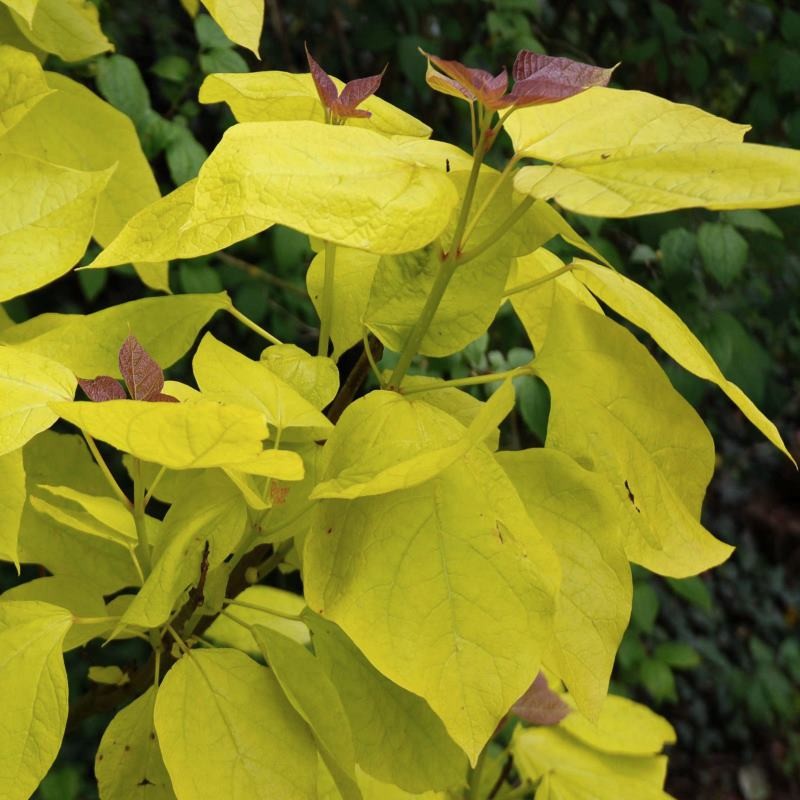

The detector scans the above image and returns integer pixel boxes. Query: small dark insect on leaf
[624,479,641,512]
[446,158,451,173]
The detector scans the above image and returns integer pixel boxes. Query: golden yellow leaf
[7,0,112,62]
[0,72,167,291]
[532,291,733,576]
[199,70,432,138]
[190,121,459,255]
[572,259,793,461]
[200,0,263,56]
[0,345,76,456]
[0,155,112,301]
[0,44,51,134]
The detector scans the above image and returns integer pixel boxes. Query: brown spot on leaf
[270,484,289,506]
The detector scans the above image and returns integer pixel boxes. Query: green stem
[143,464,166,508]
[261,505,313,541]
[362,327,383,386]
[401,367,528,395]
[494,783,532,800]
[503,263,575,297]
[468,746,489,800]
[461,153,521,248]
[492,106,517,136]
[153,646,161,689]
[131,458,152,575]
[83,433,131,509]
[317,240,337,357]
[387,254,457,388]
[165,623,192,656]
[72,615,120,625]
[469,101,477,151]
[251,539,293,583]
[222,597,302,621]
[259,427,283,511]
[389,116,492,387]
[217,252,307,298]
[458,196,535,267]
[220,608,254,632]
[227,305,283,346]
[127,546,145,585]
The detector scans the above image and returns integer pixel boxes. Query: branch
[326,334,383,423]
[217,252,307,298]
[66,543,273,730]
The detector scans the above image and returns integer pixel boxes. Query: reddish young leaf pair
[305,45,386,122]
[422,49,615,110]
[78,336,177,403]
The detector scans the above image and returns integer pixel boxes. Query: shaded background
[2,1,798,798]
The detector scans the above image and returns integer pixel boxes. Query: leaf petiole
[494,781,533,800]
[227,305,283,346]
[127,545,145,585]
[401,367,530,395]
[143,464,167,508]
[457,196,535,267]
[131,458,152,576]
[362,326,383,387]
[82,432,131,509]
[219,607,254,633]
[467,744,489,800]
[460,153,522,248]
[317,240,337,357]
[503,263,576,297]
[72,615,120,626]
[222,597,302,621]
[250,539,293,583]
[165,623,192,657]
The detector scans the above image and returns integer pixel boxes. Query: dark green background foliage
[3,1,798,798]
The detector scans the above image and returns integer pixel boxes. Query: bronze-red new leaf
[422,50,509,108]
[422,48,615,111]
[78,376,126,402]
[509,51,616,107]
[118,335,164,401]
[511,672,571,726]
[305,45,385,120]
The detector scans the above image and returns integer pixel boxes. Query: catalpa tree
[0,2,797,799]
